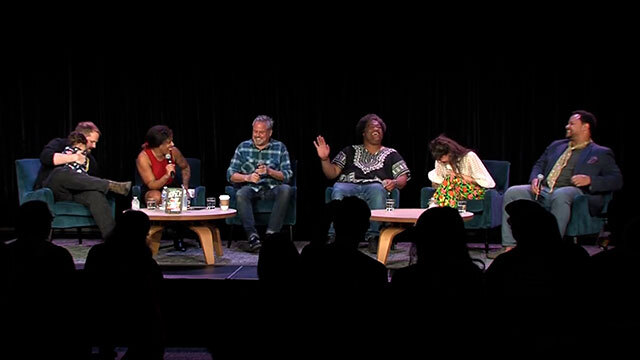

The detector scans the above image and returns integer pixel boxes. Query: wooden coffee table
[140,208,237,265]
[370,208,474,265]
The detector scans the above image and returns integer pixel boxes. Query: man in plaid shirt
[227,115,293,251]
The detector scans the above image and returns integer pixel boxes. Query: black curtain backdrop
[1,45,637,238]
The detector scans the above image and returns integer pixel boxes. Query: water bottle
[131,196,140,210]
[160,186,167,210]
[181,185,188,212]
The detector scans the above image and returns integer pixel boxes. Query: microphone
[165,153,175,178]
[535,174,544,200]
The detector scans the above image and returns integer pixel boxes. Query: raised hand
[313,135,331,160]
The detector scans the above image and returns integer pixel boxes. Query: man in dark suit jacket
[494,110,623,254]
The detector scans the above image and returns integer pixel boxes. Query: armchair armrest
[22,188,55,207]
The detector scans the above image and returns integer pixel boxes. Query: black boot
[173,238,186,252]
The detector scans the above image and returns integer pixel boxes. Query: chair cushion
[52,201,94,216]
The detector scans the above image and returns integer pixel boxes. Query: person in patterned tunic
[62,131,90,174]
[314,114,411,252]
[427,134,495,208]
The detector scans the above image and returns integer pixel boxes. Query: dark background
[1,41,636,239]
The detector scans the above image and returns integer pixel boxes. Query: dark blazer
[530,139,623,215]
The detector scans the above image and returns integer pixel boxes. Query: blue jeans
[501,184,583,246]
[330,182,387,237]
[236,184,292,239]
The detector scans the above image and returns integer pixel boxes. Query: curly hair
[356,114,386,135]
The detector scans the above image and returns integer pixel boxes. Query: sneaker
[487,246,513,259]
[247,234,262,252]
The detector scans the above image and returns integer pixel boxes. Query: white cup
[219,194,230,211]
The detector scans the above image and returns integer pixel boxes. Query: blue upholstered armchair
[565,192,613,240]
[132,157,206,208]
[15,158,116,241]
[420,160,511,252]
[225,161,297,244]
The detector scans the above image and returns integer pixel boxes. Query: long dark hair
[429,134,470,173]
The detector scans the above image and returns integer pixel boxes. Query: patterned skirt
[432,175,486,208]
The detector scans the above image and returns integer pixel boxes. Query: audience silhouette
[84,210,165,360]
[589,194,640,355]
[485,199,590,353]
[1,201,82,359]
[389,206,485,355]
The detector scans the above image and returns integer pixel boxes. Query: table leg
[147,225,164,256]
[377,226,406,265]
[189,225,217,265]
[206,225,224,257]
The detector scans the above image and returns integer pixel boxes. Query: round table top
[139,208,237,221]
[370,208,473,224]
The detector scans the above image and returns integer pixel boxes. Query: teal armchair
[421,160,511,252]
[15,158,116,241]
[132,157,206,207]
[565,192,613,240]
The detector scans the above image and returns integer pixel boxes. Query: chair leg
[77,228,83,245]
[227,225,234,248]
[289,225,294,242]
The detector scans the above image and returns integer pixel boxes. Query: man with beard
[490,110,623,258]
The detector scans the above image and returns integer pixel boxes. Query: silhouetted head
[258,232,301,282]
[334,196,371,247]
[506,199,561,248]
[108,210,151,248]
[411,206,469,262]
[16,201,53,241]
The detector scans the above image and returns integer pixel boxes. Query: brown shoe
[487,246,513,259]
[108,180,132,196]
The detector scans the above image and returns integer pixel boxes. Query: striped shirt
[226,139,293,191]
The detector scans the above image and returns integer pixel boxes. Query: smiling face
[363,119,384,146]
[565,114,589,142]
[252,121,272,149]
[158,137,174,155]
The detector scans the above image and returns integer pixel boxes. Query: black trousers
[44,167,115,238]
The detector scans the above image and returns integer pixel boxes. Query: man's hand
[313,135,331,161]
[571,174,591,187]
[382,179,397,192]
[256,164,268,177]
[530,178,541,195]
[246,173,260,183]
